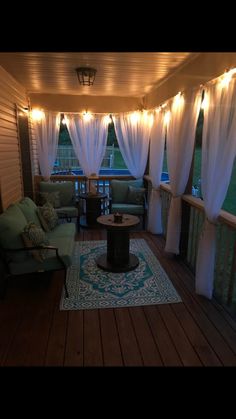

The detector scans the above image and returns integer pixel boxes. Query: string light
[201,93,209,110]
[82,111,93,122]
[31,109,45,121]
[219,68,236,89]
[164,111,171,127]
[103,114,113,125]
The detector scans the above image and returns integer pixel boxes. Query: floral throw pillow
[21,222,49,262]
[126,186,146,205]
[37,203,59,231]
[38,191,61,208]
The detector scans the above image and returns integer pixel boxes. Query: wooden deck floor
[1,228,236,367]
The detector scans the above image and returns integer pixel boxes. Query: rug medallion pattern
[60,239,181,310]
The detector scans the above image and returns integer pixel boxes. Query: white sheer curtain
[147,110,165,234]
[34,112,60,179]
[195,78,236,299]
[165,90,202,254]
[65,114,108,176]
[113,112,152,178]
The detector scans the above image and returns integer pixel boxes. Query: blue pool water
[53,168,169,182]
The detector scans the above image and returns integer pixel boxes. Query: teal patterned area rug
[60,239,182,310]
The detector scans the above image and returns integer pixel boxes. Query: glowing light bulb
[130,111,140,124]
[61,118,67,125]
[173,92,184,111]
[164,111,171,127]
[31,109,45,121]
[201,94,209,111]
[103,114,112,125]
[148,113,154,127]
[83,111,93,122]
[219,68,236,88]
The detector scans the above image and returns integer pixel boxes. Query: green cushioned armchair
[110,178,147,229]
[38,181,79,225]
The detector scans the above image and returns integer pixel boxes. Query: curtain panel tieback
[206,216,218,226]
[152,185,161,191]
[199,216,218,242]
[171,193,182,199]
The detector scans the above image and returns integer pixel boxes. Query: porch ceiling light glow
[76,67,97,86]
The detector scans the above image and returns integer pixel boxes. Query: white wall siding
[0,66,28,210]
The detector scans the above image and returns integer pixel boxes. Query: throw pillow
[126,186,146,205]
[37,203,59,231]
[21,222,49,262]
[38,191,61,208]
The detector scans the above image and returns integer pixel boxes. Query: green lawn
[193,147,236,215]
[162,147,236,216]
[113,147,127,169]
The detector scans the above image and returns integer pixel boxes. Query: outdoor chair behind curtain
[34,111,61,179]
[65,114,109,177]
[195,76,236,299]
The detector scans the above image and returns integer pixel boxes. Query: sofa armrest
[1,245,67,270]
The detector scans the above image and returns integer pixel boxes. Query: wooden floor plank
[115,308,143,366]
[44,272,68,366]
[100,308,123,366]
[3,275,54,366]
[157,305,202,366]
[24,274,61,366]
[171,303,222,366]
[84,309,103,366]
[64,311,84,366]
[2,230,236,367]
[0,290,26,365]
[147,233,236,366]
[129,306,163,366]
[144,305,183,366]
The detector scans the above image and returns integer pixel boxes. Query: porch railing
[160,182,236,313]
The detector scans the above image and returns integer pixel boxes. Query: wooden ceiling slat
[0,52,194,97]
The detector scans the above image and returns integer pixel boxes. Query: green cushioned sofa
[0,197,76,298]
[110,178,147,229]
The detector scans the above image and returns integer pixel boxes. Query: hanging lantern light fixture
[76,67,97,86]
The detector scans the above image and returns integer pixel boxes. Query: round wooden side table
[78,192,107,228]
[96,213,140,272]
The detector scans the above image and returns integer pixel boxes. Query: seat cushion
[111,179,144,203]
[9,236,75,275]
[111,203,144,215]
[55,206,78,218]
[39,181,75,206]
[45,222,76,240]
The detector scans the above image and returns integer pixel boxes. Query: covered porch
[1,52,236,366]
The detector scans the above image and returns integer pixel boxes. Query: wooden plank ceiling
[0,52,197,97]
